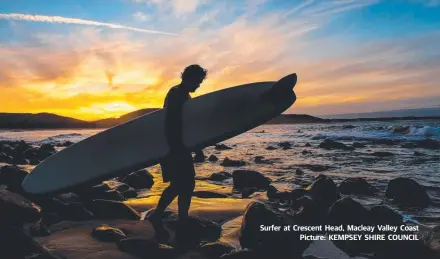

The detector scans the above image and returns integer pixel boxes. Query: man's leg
[177,174,195,222]
[151,182,178,219]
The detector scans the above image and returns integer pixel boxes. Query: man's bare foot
[148,213,170,243]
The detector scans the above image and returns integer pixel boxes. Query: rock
[338,177,377,195]
[1,144,14,156]
[62,141,73,147]
[0,152,13,163]
[373,139,399,146]
[193,191,228,198]
[401,142,418,148]
[352,142,366,148]
[417,139,440,149]
[199,242,234,258]
[267,185,306,200]
[83,199,141,220]
[29,158,41,165]
[119,169,154,189]
[92,224,127,242]
[39,144,55,152]
[414,151,425,156]
[239,201,312,257]
[209,171,232,181]
[0,165,28,193]
[120,187,138,199]
[306,175,340,208]
[301,164,331,172]
[342,125,356,129]
[54,201,95,221]
[326,197,371,255]
[95,190,126,201]
[215,143,232,150]
[265,145,277,150]
[319,139,353,150]
[11,155,28,165]
[14,141,32,153]
[35,149,53,161]
[295,169,304,175]
[232,170,271,190]
[0,226,51,258]
[254,156,273,164]
[301,150,311,155]
[208,154,219,162]
[221,157,246,167]
[277,141,292,150]
[0,189,41,224]
[241,187,257,198]
[29,222,51,237]
[117,238,175,258]
[385,177,431,207]
[220,249,256,259]
[194,150,205,163]
[304,142,312,147]
[373,151,394,157]
[22,148,38,159]
[425,226,440,256]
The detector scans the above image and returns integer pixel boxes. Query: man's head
[181,64,207,92]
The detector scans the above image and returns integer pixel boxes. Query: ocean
[1,120,440,225]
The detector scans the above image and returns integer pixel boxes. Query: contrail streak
[0,13,178,36]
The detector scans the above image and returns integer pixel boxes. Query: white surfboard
[22,74,297,195]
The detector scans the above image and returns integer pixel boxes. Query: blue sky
[0,0,440,119]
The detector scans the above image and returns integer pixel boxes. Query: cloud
[133,11,150,21]
[133,0,203,15]
[0,13,177,35]
[1,0,440,119]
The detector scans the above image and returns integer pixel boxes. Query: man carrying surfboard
[149,64,207,245]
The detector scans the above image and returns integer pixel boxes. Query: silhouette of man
[149,64,207,243]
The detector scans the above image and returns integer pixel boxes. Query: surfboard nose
[263,73,297,104]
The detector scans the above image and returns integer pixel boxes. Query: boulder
[306,175,340,208]
[0,189,41,224]
[239,201,312,257]
[342,125,356,129]
[0,144,14,156]
[401,142,418,148]
[208,154,219,162]
[0,226,50,258]
[254,156,273,164]
[304,143,312,147]
[199,242,234,258]
[209,171,232,181]
[326,197,371,256]
[232,170,271,190]
[277,141,292,150]
[373,151,394,157]
[11,155,28,165]
[301,150,312,155]
[193,191,228,198]
[39,144,55,153]
[92,224,127,242]
[393,126,410,133]
[14,141,32,153]
[385,177,431,207]
[373,139,399,146]
[352,142,366,148]
[119,169,154,189]
[295,169,304,175]
[83,199,141,220]
[338,178,377,195]
[267,185,306,201]
[0,165,28,193]
[35,149,53,161]
[417,139,440,149]
[117,238,175,258]
[319,139,353,150]
[215,143,232,150]
[241,187,257,198]
[265,145,277,150]
[414,151,425,156]
[29,222,51,237]
[0,152,13,163]
[62,141,73,147]
[221,157,246,167]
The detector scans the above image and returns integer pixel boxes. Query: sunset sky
[1,0,440,120]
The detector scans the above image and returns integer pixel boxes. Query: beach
[1,120,440,258]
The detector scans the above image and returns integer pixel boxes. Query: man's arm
[164,89,186,152]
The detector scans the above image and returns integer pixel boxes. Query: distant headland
[0,109,439,129]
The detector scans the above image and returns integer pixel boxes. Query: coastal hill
[0,110,325,129]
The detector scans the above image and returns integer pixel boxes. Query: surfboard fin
[263,73,297,105]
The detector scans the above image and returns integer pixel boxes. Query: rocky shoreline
[1,140,440,258]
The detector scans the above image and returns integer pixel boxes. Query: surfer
[149,64,208,245]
